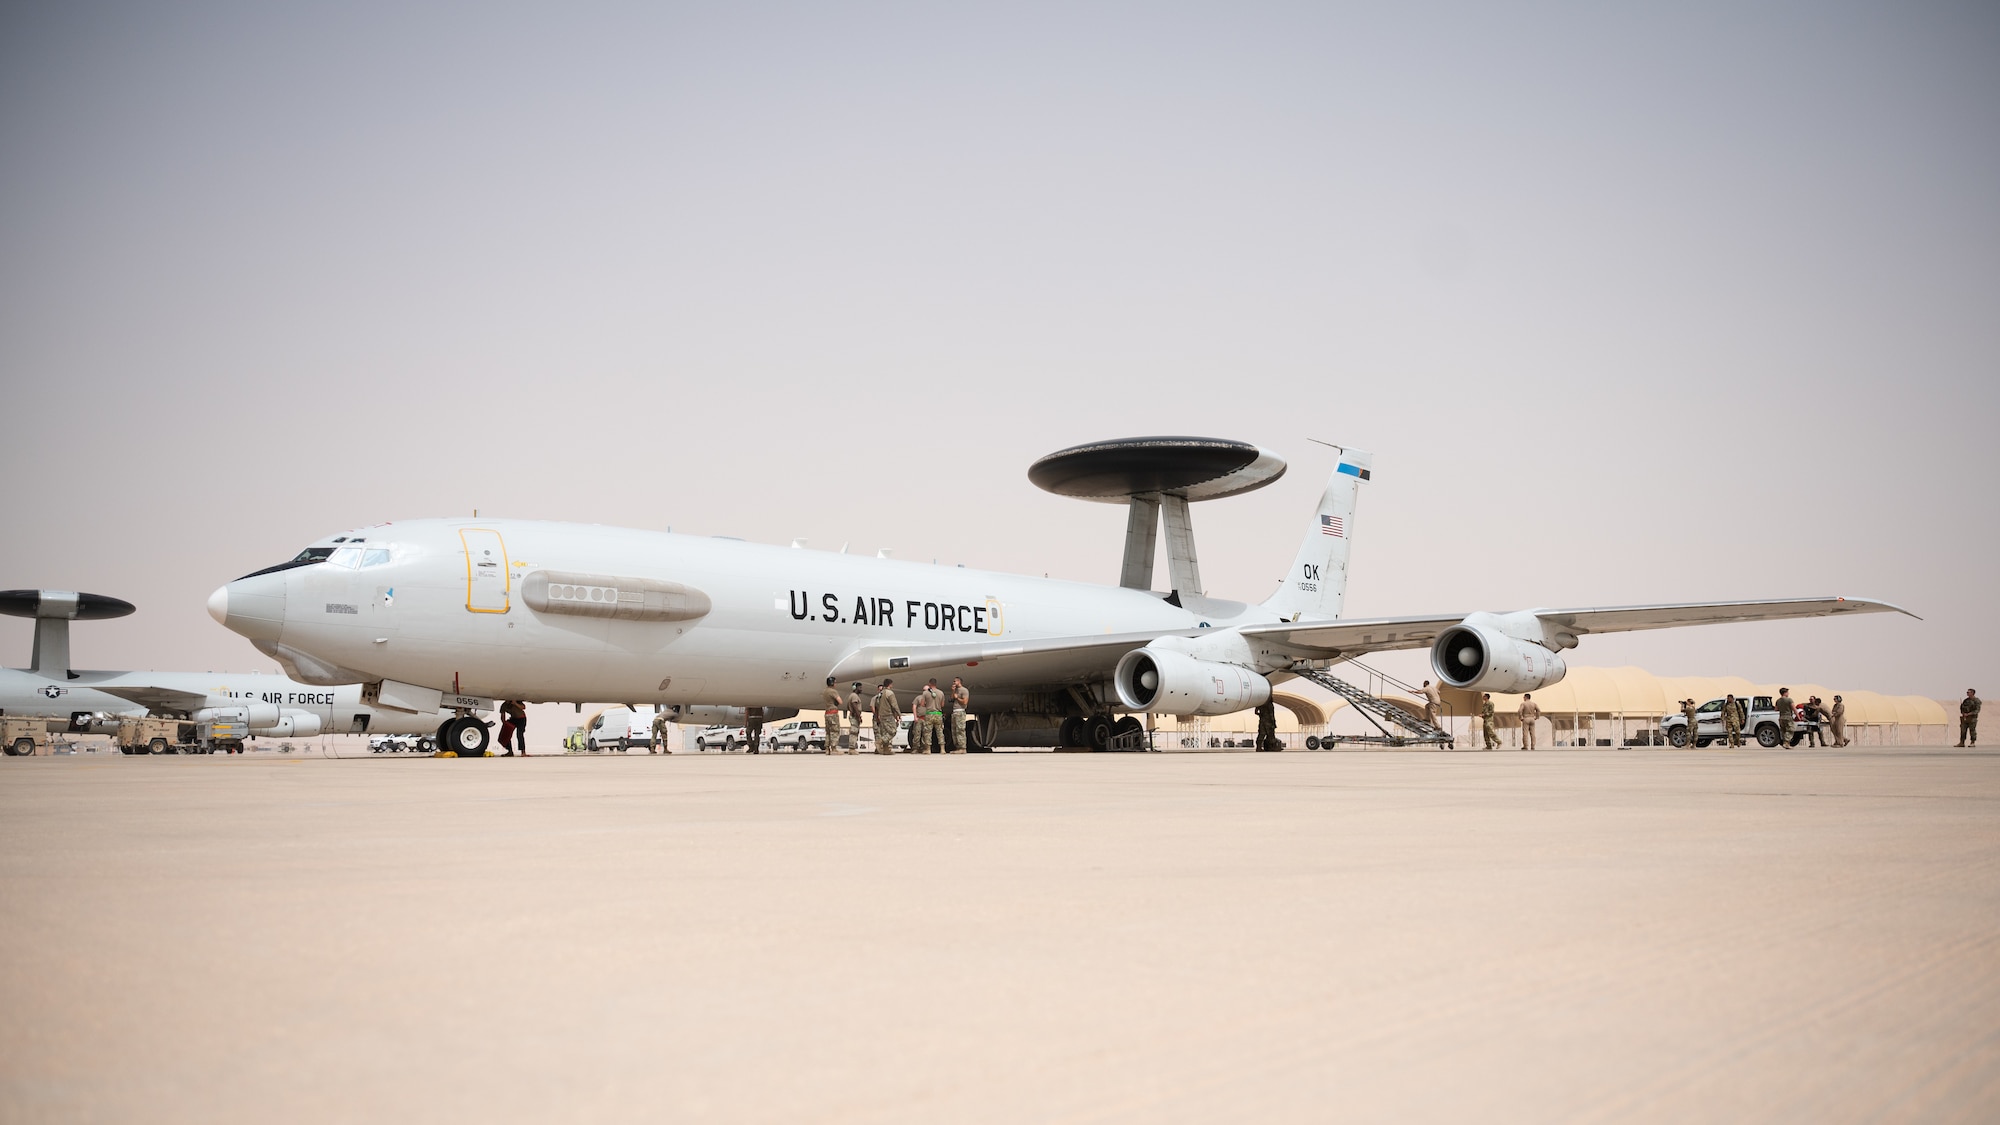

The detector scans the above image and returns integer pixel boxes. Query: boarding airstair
[1288,660,1455,748]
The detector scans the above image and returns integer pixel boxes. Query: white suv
[1659,696,1784,748]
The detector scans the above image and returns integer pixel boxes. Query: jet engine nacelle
[258,710,323,738]
[666,705,799,726]
[1431,618,1568,694]
[196,703,281,726]
[1113,645,1272,716]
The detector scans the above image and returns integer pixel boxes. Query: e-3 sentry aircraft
[0,588,462,755]
[204,437,1911,755]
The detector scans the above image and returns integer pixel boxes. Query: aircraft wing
[827,597,1914,691]
[83,683,212,715]
[1241,596,1916,656]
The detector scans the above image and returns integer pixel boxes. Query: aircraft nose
[211,573,288,643]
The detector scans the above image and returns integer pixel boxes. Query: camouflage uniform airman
[1960,690,1981,747]
[949,678,970,753]
[650,708,672,754]
[822,678,848,754]
[1776,689,1795,747]
[1723,695,1744,747]
[1481,695,1499,750]
[915,682,944,753]
[872,681,899,754]
[1680,699,1699,746]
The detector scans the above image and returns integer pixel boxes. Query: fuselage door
[460,529,511,614]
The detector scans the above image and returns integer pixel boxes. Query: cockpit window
[361,549,392,568]
[235,546,336,581]
[328,546,364,568]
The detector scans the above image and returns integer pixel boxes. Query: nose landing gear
[435,716,492,757]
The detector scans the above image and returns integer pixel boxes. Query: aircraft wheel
[436,719,455,749]
[1668,727,1689,748]
[446,719,491,756]
[1086,716,1113,751]
[8,737,35,757]
[1058,716,1084,748]
[1305,735,1322,750]
[1755,724,1780,748]
[1111,716,1144,750]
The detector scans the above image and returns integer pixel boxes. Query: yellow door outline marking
[460,528,511,614]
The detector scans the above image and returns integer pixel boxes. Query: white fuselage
[0,667,453,737]
[218,519,1283,709]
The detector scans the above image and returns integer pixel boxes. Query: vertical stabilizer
[1262,449,1372,621]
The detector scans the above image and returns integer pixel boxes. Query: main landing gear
[435,716,492,757]
[1056,713,1146,751]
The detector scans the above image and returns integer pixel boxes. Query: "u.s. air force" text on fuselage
[787,591,1004,635]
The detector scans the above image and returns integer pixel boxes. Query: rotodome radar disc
[0,590,137,620]
[1027,436,1287,503]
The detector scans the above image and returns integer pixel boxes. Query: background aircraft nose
[212,573,287,643]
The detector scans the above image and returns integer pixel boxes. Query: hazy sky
[3,1,1994,700]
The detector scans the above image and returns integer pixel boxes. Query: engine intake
[1431,622,1567,694]
[1114,646,1271,716]
[667,705,799,726]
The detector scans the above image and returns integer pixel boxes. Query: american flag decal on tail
[1321,514,1344,538]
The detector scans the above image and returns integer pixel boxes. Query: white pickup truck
[694,724,747,751]
[766,719,826,752]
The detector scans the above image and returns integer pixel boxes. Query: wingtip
[1842,596,1921,622]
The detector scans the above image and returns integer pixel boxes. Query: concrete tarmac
[3,748,1996,1123]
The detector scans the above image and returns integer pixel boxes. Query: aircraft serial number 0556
[786,591,1003,635]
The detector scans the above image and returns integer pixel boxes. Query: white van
[585,706,661,753]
